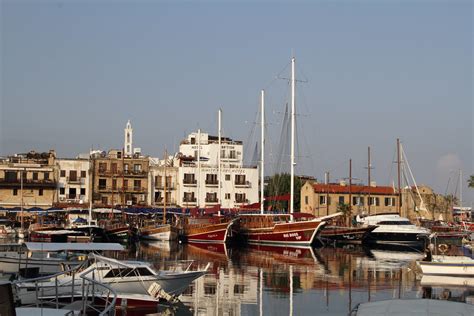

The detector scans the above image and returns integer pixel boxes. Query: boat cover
[356,299,474,316]
[23,242,124,252]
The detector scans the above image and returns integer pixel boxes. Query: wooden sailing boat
[239,57,328,246]
[139,150,178,241]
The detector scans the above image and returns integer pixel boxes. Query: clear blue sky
[1,0,472,204]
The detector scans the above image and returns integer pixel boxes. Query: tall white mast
[88,152,92,226]
[197,129,201,208]
[459,169,462,208]
[218,109,222,216]
[290,56,296,219]
[260,90,265,215]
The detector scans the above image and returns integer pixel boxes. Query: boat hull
[243,220,326,246]
[184,220,234,243]
[364,232,428,248]
[418,258,474,276]
[139,224,178,241]
[321,225,376,243]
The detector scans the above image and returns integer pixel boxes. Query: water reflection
[121,242,473,315]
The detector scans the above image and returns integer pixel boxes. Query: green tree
[469,175,474,188]
[264,173,302,211]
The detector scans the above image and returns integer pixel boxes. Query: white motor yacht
[357,213,430,248]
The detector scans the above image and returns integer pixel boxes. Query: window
[234,284,245,294]
[81,170,86,178]
[112,179,117,190]
[99,179,107,190]
[205,174,218,185]
[206,192,217,202]
[339,196,345,205]
[183,192,195,202]
[190,137,195,144]
[305,196,308,204]
[69,188,76,198]
[13,189,18,196]
[225,193,230,200]
[99,163,107,173]
[352,197,364,206]
[111,163,118,173]
[117,151,122,159]
[385,197,396,207]
[183,173,195,184]
[133,180,141,190]
[123,180,128,189]
[127,133,130,143]
[221,149,226,158]
[38,189,43,196]
[369,197,380,206]
[229,150,236,159]
[133,164,141,172]
[60,170,66,177]
[22,171,27,180]
[101,197,108,204]
[69,170,77,181]
[235,174,246,185]
[60,187,65,195]
[124,164,129,173]
[44,172,49,180]
[225,174,230,181]
[235,193,246,203]
[33,172,38,180]
[80,188,86,196]
[319,195,327,205]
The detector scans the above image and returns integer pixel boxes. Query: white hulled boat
[417,255,474,276]
[357,213,430,248]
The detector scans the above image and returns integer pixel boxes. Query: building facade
[300,181,400,217]
[91,149,149,207]
[177,131,258,209]
[57,158,90,205]
[0,151,58,209]
[149,156,180,207]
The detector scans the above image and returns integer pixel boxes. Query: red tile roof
[312,183,395,195]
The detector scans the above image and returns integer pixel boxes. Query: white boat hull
[418,256,474,276]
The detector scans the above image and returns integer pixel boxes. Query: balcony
[183,197,197,205]
[205,198,219,205]
[97,186,147,193]
[155,198,177,206]
[155,183,176,190]
[205,180,218,187]
[235,180,251,188]
[66,176,85,184]
[0,178,57,188]
[234,199,249,204]
[183,179,197,187]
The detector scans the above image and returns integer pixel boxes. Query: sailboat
[139,151,178,241]
[239,57,329,246]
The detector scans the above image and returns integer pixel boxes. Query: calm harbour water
[113,242,473,316]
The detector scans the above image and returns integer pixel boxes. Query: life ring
[438,243,449,253]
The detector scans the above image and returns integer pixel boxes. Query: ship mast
[290,56,296,221]
[260,90,265,215]
[218,109,222,217]
[163,149,167,225]
[197,129,201,209]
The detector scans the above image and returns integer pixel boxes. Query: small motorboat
[417,254,474,276]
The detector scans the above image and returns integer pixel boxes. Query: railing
[98,186,147,193]
[205,180,218,187]
[13,260,117,315]
[205,198,219,204]
[183,179,197,186]
[235,180,251,188]
[183,198,197,203]
[234,199,249,204]
[98,169,147,177]
[0,178,57,187]
[66,176,85,184]
[155,183,176,190]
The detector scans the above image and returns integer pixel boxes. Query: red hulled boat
[180,216,236,243]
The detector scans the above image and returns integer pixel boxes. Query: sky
[1,0,473,204]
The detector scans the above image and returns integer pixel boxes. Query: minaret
[124,120,133,156]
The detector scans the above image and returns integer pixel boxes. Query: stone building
[0,150,58,209]
[91,149,149,207]
[300,181,400,217]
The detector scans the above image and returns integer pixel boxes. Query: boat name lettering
[283,232,299,238]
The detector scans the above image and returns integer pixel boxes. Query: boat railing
[13,258,117,315]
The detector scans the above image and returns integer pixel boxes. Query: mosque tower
[124,120,133,156]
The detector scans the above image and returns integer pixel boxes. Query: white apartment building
[149,156,180,207]
[177,131,258,209]
[57,158,90,205]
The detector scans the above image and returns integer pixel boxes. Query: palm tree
[468,175,474,188]
[337,203,352,226]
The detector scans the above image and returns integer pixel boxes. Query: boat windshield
[377,221,413,225]
[103,267,154,278]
